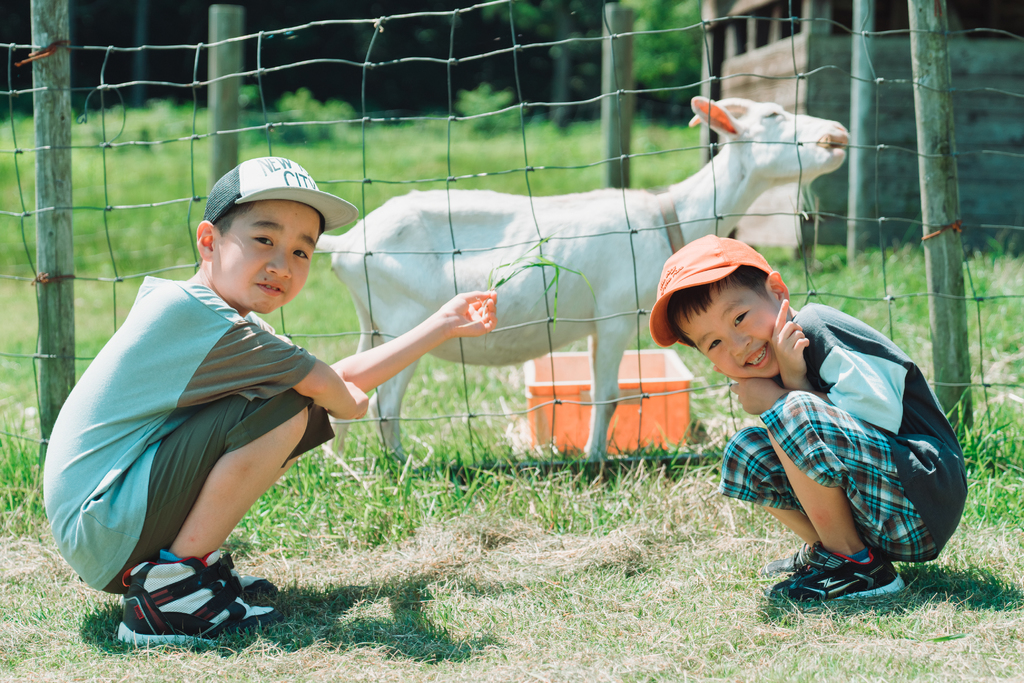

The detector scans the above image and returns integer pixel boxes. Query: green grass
[2,102,1024,680]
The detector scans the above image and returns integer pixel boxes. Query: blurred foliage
[273,87,359,143]
[1,0,704,122]
[623,0,703,104]
[455,83,518,133]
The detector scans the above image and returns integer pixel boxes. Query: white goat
[318,97,848,460]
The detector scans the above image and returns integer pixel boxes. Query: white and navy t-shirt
[43,277,317,590]
[795,303,967,552]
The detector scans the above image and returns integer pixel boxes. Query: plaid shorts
[720,391,937,562]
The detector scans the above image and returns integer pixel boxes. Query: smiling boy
[649,235,966,600]
[43,157,497,644]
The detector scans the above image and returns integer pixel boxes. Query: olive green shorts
[102,390,333,594]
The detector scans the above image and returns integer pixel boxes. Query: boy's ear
[196,220,217,261]
[765,271,789,302]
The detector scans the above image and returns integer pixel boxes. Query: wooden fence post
[846,0,875,265]
[601,3,634,189]
[208,4,245,190]
[906,0,972,426]
[31,0,75,456]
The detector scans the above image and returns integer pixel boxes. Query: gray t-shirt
[43,277,317,589]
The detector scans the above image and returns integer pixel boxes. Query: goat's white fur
[318,97,848,460]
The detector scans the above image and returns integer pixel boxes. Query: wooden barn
[699,0,1024,252]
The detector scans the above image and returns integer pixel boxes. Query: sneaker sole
[834,573,906,600]
[767,573,906,601]
[116,610,283,646]
[117,622,213,646]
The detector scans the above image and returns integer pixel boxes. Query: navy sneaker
[767,543,905,601]
[118,550,282,645]
[760,543,812,577]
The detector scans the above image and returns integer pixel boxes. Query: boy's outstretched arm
[293,291,495,420]
[334,290,497,394]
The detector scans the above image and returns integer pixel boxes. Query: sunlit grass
[2,101,1024,679]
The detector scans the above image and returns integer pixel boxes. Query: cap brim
[649,263,740,347]
[239,187,359,231]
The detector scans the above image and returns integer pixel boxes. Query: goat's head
[689,97,848,183]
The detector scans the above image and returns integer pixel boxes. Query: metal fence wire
[1,0,1022,459]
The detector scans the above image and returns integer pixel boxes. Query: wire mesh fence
[1,0,1022,463]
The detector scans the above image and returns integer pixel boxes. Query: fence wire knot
[15,40,69,68]
[32,272,75,286]
[921,218,962,241]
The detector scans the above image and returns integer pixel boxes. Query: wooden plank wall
[718,34,1024,251]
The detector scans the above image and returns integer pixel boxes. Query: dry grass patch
[3,495,1023,682]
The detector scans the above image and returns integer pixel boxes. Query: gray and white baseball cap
[205,157,358,233]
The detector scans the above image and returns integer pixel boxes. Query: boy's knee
[774,389,831,421]
[779,390,825,416]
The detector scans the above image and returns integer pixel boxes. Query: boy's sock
[848,547,870,562]
[158,548,182,563]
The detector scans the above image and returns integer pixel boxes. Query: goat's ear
[688,97,741,137]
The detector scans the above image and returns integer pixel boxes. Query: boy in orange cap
[649,235,966,600]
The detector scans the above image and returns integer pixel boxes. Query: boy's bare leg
[766,508,819,547]
[767,433,866,557]
[168,409,307,559]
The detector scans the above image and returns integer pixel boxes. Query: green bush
[455,83,518,134]
[272,87,359,144]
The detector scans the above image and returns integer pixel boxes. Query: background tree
[1,0,700,122]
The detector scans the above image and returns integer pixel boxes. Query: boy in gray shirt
[44,157,497,644]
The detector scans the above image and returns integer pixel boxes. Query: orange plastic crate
[524,350,694,453]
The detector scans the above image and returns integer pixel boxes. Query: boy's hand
[730,377,787,415]
[772,299,810,391]
[438,290,498,339]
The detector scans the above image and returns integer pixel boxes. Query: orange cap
[649,235,772,347]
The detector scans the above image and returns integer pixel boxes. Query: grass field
[2,102,1024,681]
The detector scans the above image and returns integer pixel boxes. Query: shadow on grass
[900,563,1024,610]
[78,576,503,662]
[756,562,1023,625]
[271,579,500,662]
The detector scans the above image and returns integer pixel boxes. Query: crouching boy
[648,235,966,600]
[43,157,497,643]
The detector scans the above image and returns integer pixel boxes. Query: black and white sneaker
[767,543,905,601]
[117,550,282,645]
[220,553,279,599]
[236,572,278,599]
[118,554,277,605]
[760,543,812,577]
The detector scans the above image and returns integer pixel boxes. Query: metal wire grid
[0,0,1021,450]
